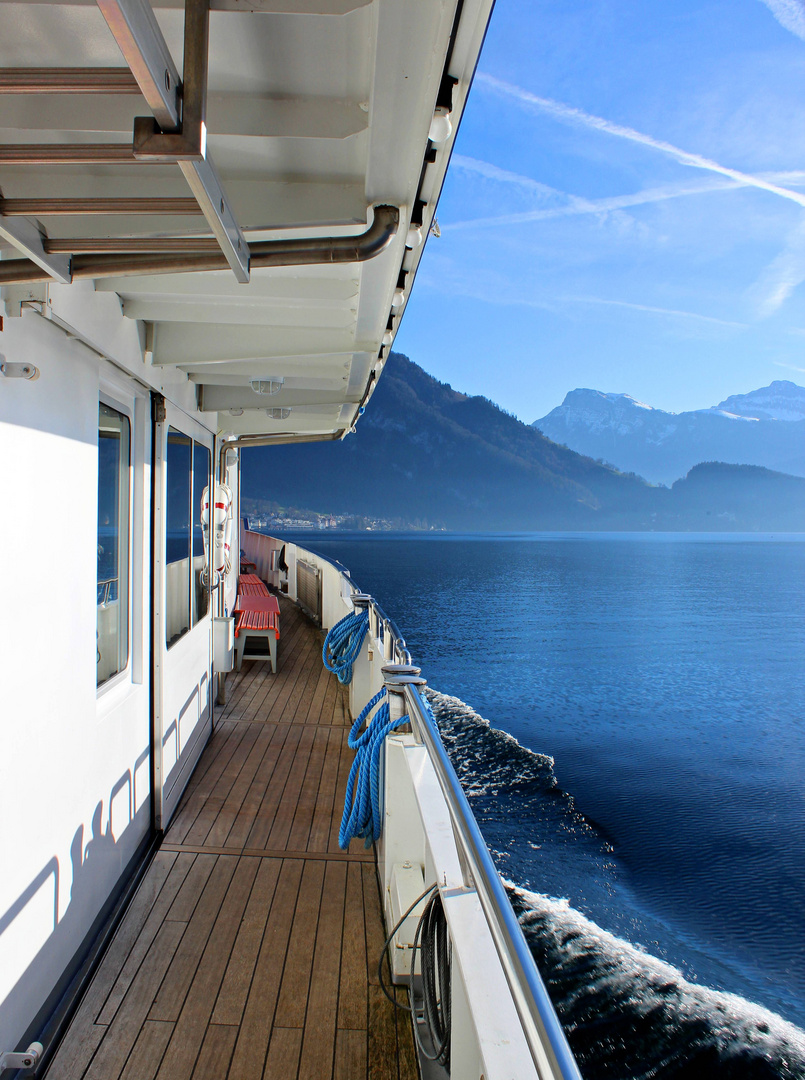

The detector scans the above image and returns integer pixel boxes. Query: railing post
[381,663,425,727]
[379,663,427,902]
[348,594,373,717]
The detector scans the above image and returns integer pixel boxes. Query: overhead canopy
[0,0,493,438]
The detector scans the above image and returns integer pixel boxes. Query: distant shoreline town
[242,503,444,533]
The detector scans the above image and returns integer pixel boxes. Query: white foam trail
[759,0,805,40]
[476,73,805,210]
[510,883,805,1068]
[425,688,556,795]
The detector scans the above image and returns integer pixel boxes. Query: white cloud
[758,0,805,40]
[746,220,805,316]
[476,73,805,210]
[416,260,746,331]
[774,360,805,371]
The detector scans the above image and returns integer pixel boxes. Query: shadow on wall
[0,747,150,1050]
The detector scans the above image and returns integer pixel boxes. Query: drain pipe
[0,205,399,284]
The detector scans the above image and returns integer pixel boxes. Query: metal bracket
[1,283,48,317]
[128,0,250,282]
[96,0,182,129]
[0,1042,43,1072]
[0,214,71,284]
[0,358,40,380]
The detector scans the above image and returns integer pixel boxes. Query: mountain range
[533,381,805,485]
[241,354,805,531]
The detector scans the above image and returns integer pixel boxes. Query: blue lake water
[275,532,805,1077]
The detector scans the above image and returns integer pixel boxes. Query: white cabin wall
[0,306,153,1050]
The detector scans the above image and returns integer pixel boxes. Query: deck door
[153,402,214,828]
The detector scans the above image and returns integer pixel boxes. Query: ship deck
[47,595,417,1080]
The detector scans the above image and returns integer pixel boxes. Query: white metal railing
[239,529,580,1080]
[402,684,581,1080]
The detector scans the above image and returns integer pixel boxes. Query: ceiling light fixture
[428,106,452,144]
[266,407,291,420]
[382,330,393,347]
[406,224,423,249]
[250,378,284,395]
[392,289,405,309]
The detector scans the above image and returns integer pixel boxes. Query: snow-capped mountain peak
[715,380,805,422]
[532,381,805,484]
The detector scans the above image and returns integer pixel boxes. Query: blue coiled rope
[339,688,410,849]
[322,607,370,685]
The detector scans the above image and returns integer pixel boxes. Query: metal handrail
[270,537,578,1077]
[403,683,582,1080]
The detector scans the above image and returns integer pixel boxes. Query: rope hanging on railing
[322,607,370,685]
[339,688,410,849]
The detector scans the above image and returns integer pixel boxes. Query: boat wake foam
[425,688,557,795]
[425,688,805,1079]
[510,886,805,1079]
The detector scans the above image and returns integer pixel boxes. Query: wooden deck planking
[330,727,359,853]
[48,594,416,1080]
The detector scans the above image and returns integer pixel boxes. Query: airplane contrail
[568,296,748,329]
[444,178,743,231]
[476,73,805,210]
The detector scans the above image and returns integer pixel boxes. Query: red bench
[238,573,266,590]
[238,581,269,598]
[233,592,280,673]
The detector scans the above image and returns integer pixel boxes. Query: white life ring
[201,482,233,581]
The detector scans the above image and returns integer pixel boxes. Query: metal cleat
[0,1042,43,1072]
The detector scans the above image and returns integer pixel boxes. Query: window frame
[164,422,213,652]
[96,391,133,693]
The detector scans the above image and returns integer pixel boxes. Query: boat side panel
[0,311,153,1051]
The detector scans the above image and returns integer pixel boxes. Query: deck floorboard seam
[47,593,414,1080]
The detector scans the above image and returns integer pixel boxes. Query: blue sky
[394,0,805,421]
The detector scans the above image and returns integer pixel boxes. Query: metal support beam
[0,0,372,11]
[0,144,136,164]
[45,236,218,252]
[0,68,140,93]
[97,0,182,129]
[0,198,201,215]
[133,0,251,282]
[0,215,71,283]
[177,156,250,281]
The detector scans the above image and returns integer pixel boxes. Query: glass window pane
[192,442,211,624]
[97,403,130,686]
[166,428,191,648]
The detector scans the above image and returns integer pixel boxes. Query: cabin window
[166,429,212,648]
[192,443,211,623]
[97,402,130,686]
[166,428,192,647]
